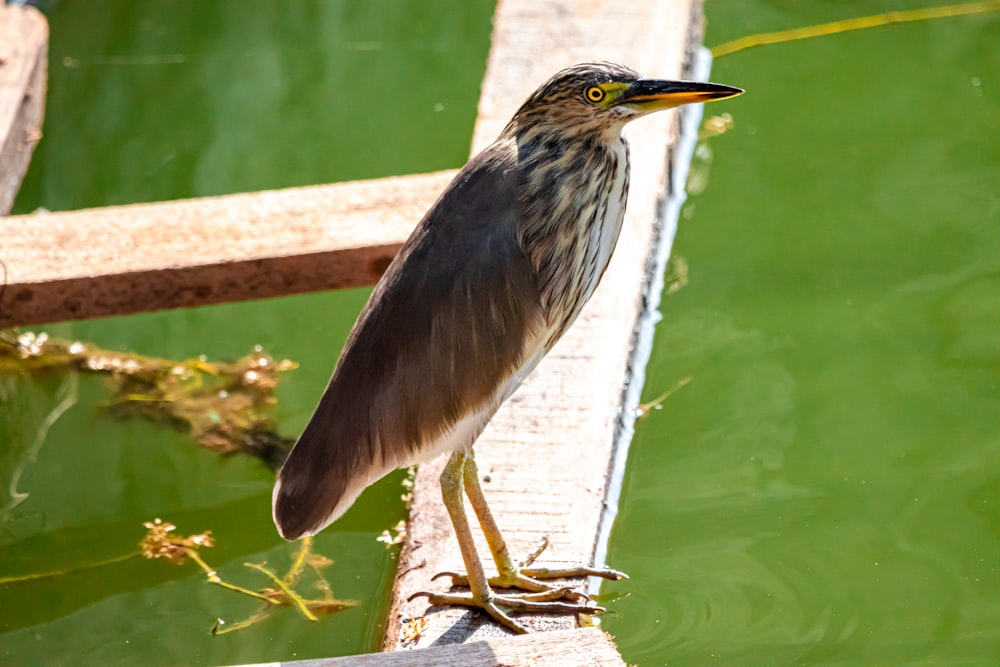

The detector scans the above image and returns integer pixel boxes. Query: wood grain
[0,170,455,326]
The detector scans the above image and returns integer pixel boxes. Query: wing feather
[273,147,545,539]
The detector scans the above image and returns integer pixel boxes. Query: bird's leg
[460,450,553,593]
[460,450,627,591]
[412,450,614,634]
[415,450,528,633]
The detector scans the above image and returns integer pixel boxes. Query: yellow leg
[428,450,529,633]
[412,449,627,634]
[438,451,491,600]
[463,451,625,592]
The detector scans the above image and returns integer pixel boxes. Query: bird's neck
[504,125,631,345]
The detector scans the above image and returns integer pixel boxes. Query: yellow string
[0,552,139,586]
[712,0,1000,58]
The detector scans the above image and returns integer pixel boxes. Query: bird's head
[507,61,743,138]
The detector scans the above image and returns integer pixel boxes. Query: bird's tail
[271,401,393,540]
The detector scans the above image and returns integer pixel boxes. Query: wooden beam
[0,4,47,215]
[383,0,703,649]
[0,170,455,327]
[231,627,624,667]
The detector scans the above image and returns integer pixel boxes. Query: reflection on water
[604,2,1000,664]
[0,372,78,519]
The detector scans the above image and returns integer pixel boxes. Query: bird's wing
[273,147,546,539]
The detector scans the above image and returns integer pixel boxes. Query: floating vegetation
[400,465,416,506]
[398,615,428,647]
[698,113,735,141]
[376,519,407,549]
[662,255,689,298]
[636,376,692,419]
[0,329,297,469]
[140,518,355,634]
[0,332,354,634]
[140,517,216,565]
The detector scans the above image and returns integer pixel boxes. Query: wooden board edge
[0,5,48,215]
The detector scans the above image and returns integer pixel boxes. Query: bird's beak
[619,79,744,111]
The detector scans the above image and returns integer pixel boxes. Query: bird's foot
[409,587,607,635]
[415,538,627,632]
[435,564,626,600]
[435,536,628,597]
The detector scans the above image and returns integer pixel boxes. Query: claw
[490,594,607,615]
[414,589,607,635]
[520,565,629,581]
[407,590,433,604]
[410,590,529,634]
[433,563,625,595]
[519,536,550,568]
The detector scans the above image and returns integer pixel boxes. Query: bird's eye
[585,86,606,103]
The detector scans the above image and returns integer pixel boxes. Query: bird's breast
[518,136,631,349]
[584,139,630,302]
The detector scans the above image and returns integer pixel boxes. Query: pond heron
[273,62,742,633]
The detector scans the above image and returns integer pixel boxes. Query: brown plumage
[274,146,545,539]
[273,62,741,632]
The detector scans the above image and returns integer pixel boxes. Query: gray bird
[273,61,742,633]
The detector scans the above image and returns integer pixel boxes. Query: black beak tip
[699,82,745,100]
[723,84,745,96]
[625,78,745,103]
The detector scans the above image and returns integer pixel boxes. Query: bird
[273,61,742,633]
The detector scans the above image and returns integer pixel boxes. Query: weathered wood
[0,170,455,327]
[234,627,624,667]
[0,4,47,215]
[383,0,703,650]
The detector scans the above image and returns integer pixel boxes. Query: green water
[3,1,999,665]
[1,1,493,664]
[603,1,1000,664]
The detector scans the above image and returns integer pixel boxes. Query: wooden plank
[231,627,624,667]
[0,4,47,215]
[383,0,704,650]
[0,170,455,327]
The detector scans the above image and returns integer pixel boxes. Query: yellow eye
[585,86,606,103]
